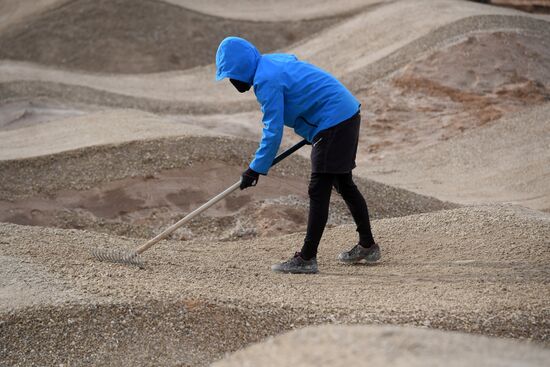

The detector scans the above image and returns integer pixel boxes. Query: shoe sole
[338,251,381,265]
[271,267,318,274]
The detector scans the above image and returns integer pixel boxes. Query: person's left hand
[240,167,260,190]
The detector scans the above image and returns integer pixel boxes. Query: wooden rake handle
[135,139,308,254]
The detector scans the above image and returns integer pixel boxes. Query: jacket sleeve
[249,84,284,175]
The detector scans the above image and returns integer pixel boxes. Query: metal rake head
[91,248,144,268]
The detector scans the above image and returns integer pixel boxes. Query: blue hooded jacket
[216,37,360,174]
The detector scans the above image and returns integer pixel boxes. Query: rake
[91,139,308,267]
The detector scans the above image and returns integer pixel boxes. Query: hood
[215,37,261,84]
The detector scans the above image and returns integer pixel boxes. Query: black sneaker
[271,252,318,274]
[338,243,381,264]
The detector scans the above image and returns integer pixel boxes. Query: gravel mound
[0,0,339,73]
[342,14,550,90]
[213,324,550,367]
[3,4,548,116]
[358,31,550,161]
[364,103,550,212]
[0,135,456,240]
[1,300,298,367]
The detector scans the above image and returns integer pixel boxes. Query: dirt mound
[1,300,297,366]
[0,0,339,74]
[0,135,456,240]
[364,103,550,212]
[358,31,550,161]
[2,5,548,117]
[214,324,550,367]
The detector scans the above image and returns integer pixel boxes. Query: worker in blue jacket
[216,37,380,273]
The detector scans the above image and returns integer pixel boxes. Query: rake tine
[91,248,144,268]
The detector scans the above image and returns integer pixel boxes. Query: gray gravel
[1,204,549,366]
[1,2,549,366]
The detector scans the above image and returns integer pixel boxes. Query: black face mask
[230,78,252,93]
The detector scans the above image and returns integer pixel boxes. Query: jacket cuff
[249,162,268,175]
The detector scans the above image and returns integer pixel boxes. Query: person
[215,36,380,274]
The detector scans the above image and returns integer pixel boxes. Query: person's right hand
[240,167,260,190]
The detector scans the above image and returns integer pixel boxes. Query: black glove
[240,167,259,190]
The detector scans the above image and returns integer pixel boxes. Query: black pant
[300,172,375,260]
[311,112,360,174]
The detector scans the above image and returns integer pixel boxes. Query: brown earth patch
[0,136,457,240]
[0,162,310,240]
[357,31,550,162]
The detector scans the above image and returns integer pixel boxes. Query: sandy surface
[0,100,93,130]
[0,109,215,160]
[0,0,69,33]
[213,324,550,367]
[1,1,550,366]
[164,0,390,21]
[2,1,548,109]
[1,204,548,365]
[0,255,93,310]
[363,103,550,211]
[358,31,550,161]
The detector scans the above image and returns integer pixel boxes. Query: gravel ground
[1,2,549,366]
[1,204,548,365]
